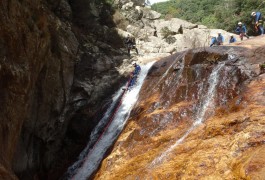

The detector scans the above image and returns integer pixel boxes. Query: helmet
[218,32,221,34]
[251,12,256,16]
[132,61,136,65]
[238,22,242,25]
[230,34,234,37]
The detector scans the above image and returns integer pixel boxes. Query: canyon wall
[0,0,135,179]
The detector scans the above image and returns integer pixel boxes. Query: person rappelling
[124,62,141,91]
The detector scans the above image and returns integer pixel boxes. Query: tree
[151,0,265,35]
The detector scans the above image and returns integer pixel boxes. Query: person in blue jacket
[217,32,224,45]
[235,22,249,40]
[229,35,236,44]
[251,11,264,35]
[133,62,141,76]
[128,62,141,89]
[210,36,217,47]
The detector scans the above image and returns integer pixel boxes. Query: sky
[148,0,169,5]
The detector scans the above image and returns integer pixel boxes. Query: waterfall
[63,89,124,179]
[65,62,154,180]
[150,62,225,167]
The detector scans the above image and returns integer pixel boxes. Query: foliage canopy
[151,0,265,35]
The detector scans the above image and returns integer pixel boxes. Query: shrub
[161,27,176,39]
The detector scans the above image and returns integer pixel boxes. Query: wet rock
[95,38,265,179]
[250,64,261,75]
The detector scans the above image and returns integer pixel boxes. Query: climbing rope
[70,76,132,180]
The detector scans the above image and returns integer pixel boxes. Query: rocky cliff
[114,1,236,62]
[0,0,249,179]
[95,37,265,179]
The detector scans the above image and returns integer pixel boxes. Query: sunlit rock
[143,9,161,20]
[94,37,265,179]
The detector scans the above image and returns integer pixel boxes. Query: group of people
[210,32,225,47]
[210,11,264,47]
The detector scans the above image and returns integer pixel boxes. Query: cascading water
[150,62,225,167]
[64,62,154,180]
[63,89,124,179]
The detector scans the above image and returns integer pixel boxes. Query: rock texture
[0,0,259,179]
[0,1,78,179]
[0,0,132,179]
[114,1,237,59]
[94,36,265,179]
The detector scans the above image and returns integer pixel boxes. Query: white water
[150,62,225,167]
[68,62,154,180]
[64,89,124,179]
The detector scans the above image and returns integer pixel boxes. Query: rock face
[0,0,262,179]
[94,37,265,179]
[137,18,236,54]
[0,0,130,179]
[115,2,236,60]
[0,0,78,179]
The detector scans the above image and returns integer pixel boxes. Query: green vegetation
[161,27,177,43]
[152,0,265,35]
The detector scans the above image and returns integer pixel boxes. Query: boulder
[153,18,198,38]
[115,27,132,38]
[143,9,161,20]
[122,2,134,10]
[198,24,208,29]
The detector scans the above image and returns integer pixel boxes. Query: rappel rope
[70,76,132,180]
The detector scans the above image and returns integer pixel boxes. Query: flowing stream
[65,62,154,180]
[150,62,225,167]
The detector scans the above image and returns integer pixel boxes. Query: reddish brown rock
[95,37,265,179]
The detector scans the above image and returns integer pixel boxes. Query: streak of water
[151,57,184,93]
[150,62,225,167]
[66,62,154,180]
[63,89,123,179]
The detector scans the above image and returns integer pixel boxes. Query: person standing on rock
[235,22,249,40]
[251,11,264,35]
[229,35,236,44]
[125,34,139,57]
[153,27,157,37]
[216,32,224,45]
